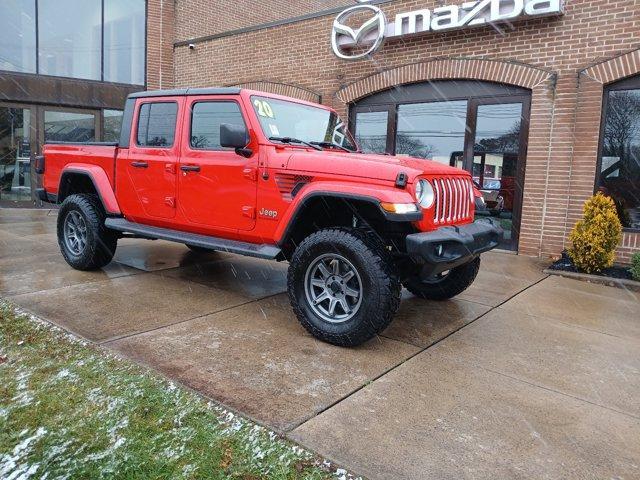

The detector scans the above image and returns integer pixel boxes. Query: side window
[190,101,245,150]
[136,102,178,147]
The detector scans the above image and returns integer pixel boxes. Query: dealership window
[0,0,145,84]
[0,106,32,202]
[136,103,178,148]
[597,76,640,231]
[44,111,96,143]
[104,0,145,84]
[396,101,468,165]
[190,102,245,150]
[354,111,388,154]
[38,0,102,80]
[103,109,123,142]
[0,0,37,73]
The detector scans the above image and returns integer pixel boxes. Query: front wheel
[403,257,481,301]
[57,194,117,271]
[288,229,401,347]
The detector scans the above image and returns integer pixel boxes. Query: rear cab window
[136,102,178,148]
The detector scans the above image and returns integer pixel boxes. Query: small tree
[568,193,622,273]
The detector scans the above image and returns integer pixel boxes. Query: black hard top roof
[127,87,241,99]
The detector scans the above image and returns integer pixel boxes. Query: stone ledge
[543,269,640,292]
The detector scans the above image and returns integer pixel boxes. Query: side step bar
[105,218,282,260]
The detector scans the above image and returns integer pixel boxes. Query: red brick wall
[147,0,175,90]
[173,0,640,262]
[175,0,351,41]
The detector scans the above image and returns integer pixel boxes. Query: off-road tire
[57,194,117,270]
[185,244,212,254]
[403,256,481,301]
[288,228,401,347]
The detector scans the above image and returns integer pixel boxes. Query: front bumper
[405,221,503,277]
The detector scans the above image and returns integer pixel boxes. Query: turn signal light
[380,202,419,214]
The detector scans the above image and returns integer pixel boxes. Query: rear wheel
[288,229,401,347]
[57,194,117,270]
[403,257,480,301]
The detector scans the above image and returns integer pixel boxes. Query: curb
[543,269,640,292]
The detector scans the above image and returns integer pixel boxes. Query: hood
[286,151,466,182]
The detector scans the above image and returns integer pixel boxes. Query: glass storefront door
[350,81,530,250]
[0,104,101,206]
[0,105,34,204]
[468,101,528,250]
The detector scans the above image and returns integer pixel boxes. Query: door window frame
[188,99,248,152]
[134,100,179,149]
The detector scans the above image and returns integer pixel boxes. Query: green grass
[0,302,341,480]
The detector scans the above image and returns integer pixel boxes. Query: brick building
[170,0,640,261]
[1,0,638,261]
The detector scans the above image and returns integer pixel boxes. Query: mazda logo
[331,4,387,60]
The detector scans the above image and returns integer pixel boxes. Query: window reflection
[473,102,524,250]
[0,0,36,73]
[103,109,123,143]
[38,0,102,80]
[190,102,245,150]
[104,0,145,85]
[599,88,640,229]
[137,103,178,148]
[354,111,388,154]
[44,111,95,143]
[396,101,468,164]
[0,107,32,202]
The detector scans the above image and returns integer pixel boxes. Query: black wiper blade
[269,136,322,151]
[309,141,353,153]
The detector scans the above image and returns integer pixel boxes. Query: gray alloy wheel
[63,210,88,256]
[303,253,363,323]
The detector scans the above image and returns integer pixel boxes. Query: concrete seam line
[98,290,286,345]
[288,275,551,432]
[479,366,640,421]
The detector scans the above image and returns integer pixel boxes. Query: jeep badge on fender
[259,208,278,219]
[40,87,502,348]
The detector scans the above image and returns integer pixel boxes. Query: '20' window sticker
[253,99,275,118]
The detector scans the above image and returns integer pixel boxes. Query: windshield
[251,96,357,151]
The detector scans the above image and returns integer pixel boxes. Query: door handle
[180,165,201,173]
[131,161,148,168]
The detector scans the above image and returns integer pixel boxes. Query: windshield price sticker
[268,124,280,136]
[254,99,275,118]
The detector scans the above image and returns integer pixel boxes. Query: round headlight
[416,179,435,209]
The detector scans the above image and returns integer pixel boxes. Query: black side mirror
[220,123,252,157]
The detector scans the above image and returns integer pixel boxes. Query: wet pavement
[2,207,639,479]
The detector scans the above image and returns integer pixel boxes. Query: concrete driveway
[2,207,639,479]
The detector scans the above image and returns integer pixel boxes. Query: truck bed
[42,142,119,197]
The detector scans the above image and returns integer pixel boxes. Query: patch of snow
[0,427,47,480]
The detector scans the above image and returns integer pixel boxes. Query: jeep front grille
[432,176,473,225]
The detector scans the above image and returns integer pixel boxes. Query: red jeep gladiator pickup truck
[36,88,501,347]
